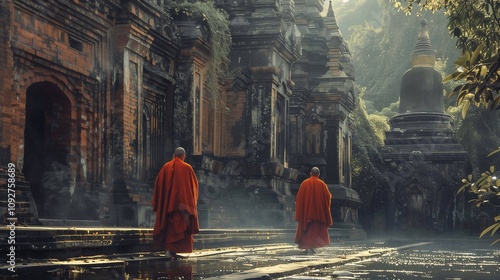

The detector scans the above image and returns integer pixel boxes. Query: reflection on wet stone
[285,241,499,280]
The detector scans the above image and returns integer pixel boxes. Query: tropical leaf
[487,148,500,157]
[482,53,500,64]
[470,44,484,65]
[448,84,464,98]
[455,71,469,81]
[480,65,488,79]
[492,223,500,236]
[457,184,468,193]
[454,55,469,67]
[443,71,462,82]
[464,51,471,66]
[491,97,500,111]
[479,222,498,238]
[461,99,470,119]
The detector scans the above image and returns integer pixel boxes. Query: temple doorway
[408,189,424,230]
[23,82,72,218]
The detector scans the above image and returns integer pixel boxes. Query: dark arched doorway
[408,188,424,229]
[23,82,72,218]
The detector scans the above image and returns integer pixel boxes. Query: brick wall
[0,0,14,165]
[223,90,248,157]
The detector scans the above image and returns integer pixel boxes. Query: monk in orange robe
[294,167,333,253]
[152,147,199,258]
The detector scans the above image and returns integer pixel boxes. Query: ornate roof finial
[411,19,436,67]
[325,0,339,32]
[327,0,335,18]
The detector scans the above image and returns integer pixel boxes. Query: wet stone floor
[9,239,500,279]
[281,240,499,280]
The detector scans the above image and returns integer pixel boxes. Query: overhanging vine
[166,0,232,102]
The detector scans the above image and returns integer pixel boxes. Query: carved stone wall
[1,0,360,230]
[0,0,178,226]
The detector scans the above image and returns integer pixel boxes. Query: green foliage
[379,100,399,118]
[456,107,499,184]
[455,106,500,243]
[444,43,500,116]
[459,161,500,245]
[351,96,387,215]
[367,114,390,143]
[166,0,232,100]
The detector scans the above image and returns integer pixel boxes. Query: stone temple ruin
[381,20,469,234]
[0,0,363,232]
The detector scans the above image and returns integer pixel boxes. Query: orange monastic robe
[152,157,199,253]
[294,175,333,249]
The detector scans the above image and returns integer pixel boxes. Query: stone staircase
[0,226,298,260]
[0,168,40,225]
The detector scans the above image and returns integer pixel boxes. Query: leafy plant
[351,94,388,229]
[444,43,500,118]
[458,150,500,245]
[166,0,232,100]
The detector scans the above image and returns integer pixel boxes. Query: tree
[392,0,500,244]
[167,0,231,99]
[351,94,389,232]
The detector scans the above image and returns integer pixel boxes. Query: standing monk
[152,147,199,258]
[294,167,333,253]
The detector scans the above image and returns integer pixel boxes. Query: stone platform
[0,224,364,260]
[2,237,493,280]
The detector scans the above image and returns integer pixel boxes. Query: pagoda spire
[326,1,339,31]
[398,19,444,113]
[327,0,335,17]
[411,19,436,67]
[322,0,347,78]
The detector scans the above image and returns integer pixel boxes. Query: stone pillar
[172,19,211,155]
[246,68,278,162]
[110,2,156,226]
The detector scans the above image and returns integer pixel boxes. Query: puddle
[11,252,292,279]
[6,239,497,279]
[289,241,500,280]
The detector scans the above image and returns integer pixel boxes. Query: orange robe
[294,176,333,249]
[152,157,199,253]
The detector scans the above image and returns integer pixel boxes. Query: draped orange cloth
[294,175,333,249]
[152,157,199,253]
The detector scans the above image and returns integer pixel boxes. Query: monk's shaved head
[174,147,186,157]
[310,167,320,176]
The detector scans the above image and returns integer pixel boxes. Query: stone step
[0,169,39,225]
[0,226,303,260]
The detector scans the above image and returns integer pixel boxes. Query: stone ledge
[0,226,359,260]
